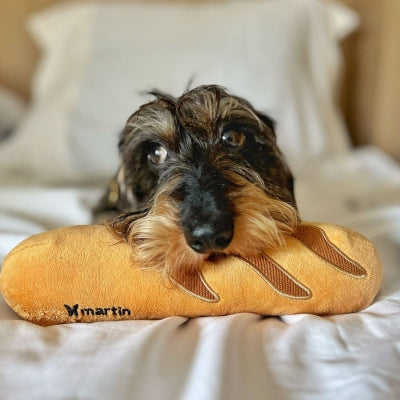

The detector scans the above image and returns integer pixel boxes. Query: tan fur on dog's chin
[108,172,210,280]
[109,173,299,280]
[226,179,299,258]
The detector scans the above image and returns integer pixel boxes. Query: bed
[0,1,399,398]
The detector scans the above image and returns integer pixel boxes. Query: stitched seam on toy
[171,272,220,303]
[234,255,311,300]
[293,224,367,278]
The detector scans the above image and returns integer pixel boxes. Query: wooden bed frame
[0,0,398,160]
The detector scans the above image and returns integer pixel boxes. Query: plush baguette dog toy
[0,222,382,326]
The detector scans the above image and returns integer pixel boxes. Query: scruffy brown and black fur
[95,85,299,279]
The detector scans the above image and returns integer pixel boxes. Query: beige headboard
[0,0,399,160]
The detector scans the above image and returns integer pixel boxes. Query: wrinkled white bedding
[1,147,399,399]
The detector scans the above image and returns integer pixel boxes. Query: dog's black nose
[184,225,233,254]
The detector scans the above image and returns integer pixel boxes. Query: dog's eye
[148,145,168,165]
[222,130,245,147]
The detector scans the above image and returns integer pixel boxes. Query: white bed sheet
[0,148,400,399]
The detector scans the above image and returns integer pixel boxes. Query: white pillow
[0,87,26,142]
[0,0,358,183]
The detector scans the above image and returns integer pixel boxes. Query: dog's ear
[92,166,135,223]
[252,111,277,147]
[255,111,276,135]
[92,174,120,223]
[118,126,129,153]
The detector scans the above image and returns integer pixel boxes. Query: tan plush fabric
[0,223,383,326]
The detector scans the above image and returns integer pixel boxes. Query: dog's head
[110,85,299,278]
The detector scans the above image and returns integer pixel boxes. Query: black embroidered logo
[64,304,131,317]
[64,304,79,316]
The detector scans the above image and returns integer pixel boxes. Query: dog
[94,85,299,280]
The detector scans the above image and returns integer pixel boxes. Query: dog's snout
[184,224,233,254]
[179,161,235,254]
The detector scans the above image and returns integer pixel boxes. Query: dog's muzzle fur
[95,85,299,279]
